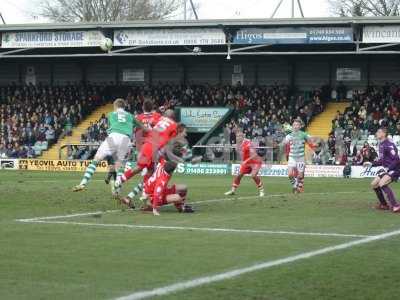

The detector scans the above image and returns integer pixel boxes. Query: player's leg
[73,141,109,191]
[251,163,264,197]
[379,174,400,212]
[371,175,389,210]
[115,143,153,188]
[104,156,116,184]
[287,158,298,192]
[166,184,194,213]
[225,164,248,195]
[112,135,131,196]
[296,161,306,193]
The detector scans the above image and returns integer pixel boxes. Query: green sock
[128,183,144,199]
[80,160,98,186]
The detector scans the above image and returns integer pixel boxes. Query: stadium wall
[1,56,399,89]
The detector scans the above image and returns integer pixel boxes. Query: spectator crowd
[0,83,105,158]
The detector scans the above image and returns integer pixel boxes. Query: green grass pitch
[1,170,400,300]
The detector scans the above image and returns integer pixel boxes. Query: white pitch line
[19,220,369,238]
[15,210,120,222]
[115,228,400,300]
[15,190,365,223]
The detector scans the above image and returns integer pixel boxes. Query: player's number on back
[117,112,126,123]
[155,119,172,132]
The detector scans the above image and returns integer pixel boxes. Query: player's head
[376,127,388,141]
[113,98,126,111]
[292,119,303,132]
[142,99,153,113]
[164,109,175,120]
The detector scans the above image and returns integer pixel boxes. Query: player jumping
[365,127,400,212]
[122,99,162,200]
[73,99,144,193]
[225,130,265,197]
[283,118,317,193]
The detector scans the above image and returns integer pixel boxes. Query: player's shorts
[96,132,130,161]
[150,184,176,206]
[240,160,262,175]
[288,157,306,173]
[378,168,400,182]
[137,142,156,170]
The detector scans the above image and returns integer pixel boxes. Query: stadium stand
[0,83,106,158]
[330,83,400,164]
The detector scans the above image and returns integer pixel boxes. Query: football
[99,38,113,52]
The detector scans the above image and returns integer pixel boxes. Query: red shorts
[138,142,155,170]
[240,160,262,175]
[151,185,176,206]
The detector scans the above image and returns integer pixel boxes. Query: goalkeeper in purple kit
[366,127,400,213]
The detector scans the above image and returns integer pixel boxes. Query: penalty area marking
[16,219,370,238]
[15,190,365,223]
[115,228,400,300]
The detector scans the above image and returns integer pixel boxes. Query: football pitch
[2,171,400,300]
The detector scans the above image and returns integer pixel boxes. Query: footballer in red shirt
[135,99,162,150]
[115,109,183,193]
[225,130,265,197]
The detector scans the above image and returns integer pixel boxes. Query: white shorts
[95,132,130,162]
[288,157,306,173]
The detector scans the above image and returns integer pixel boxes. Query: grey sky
[0,0,331,24]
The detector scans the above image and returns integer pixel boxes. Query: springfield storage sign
[1,30,105,48]
[180,107,229,132]
[114,28,225,46]
[234,27,353,44]
[363,26,400,43]
[18,159,108,172]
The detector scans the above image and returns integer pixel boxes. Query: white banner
[363,25,400,43]
[351,166,385,178]
[1,30,105,48]
[114,28,226,46]
[0,159,18,170]
[231,164,344,177]
[337,68,361,81]
[122,69,144,82]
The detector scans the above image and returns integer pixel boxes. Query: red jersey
[144,158,174,207]
[136,111,162,137]
[148,116,178,148]
[241,139,252,161]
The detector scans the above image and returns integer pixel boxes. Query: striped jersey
[285,130,310,160]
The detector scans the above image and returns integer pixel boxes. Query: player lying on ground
[283,118,318,194]
[114,110,190,197]
[225,129,265,197]
[121,143,194,216]
[73,98,145,193]
[365,127,400,213]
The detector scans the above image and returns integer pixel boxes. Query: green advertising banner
[176,163,229,175]
[179,107,229,133]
